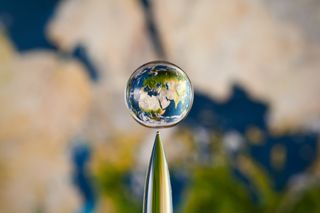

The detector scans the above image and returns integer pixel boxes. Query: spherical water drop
[125,61,193,128]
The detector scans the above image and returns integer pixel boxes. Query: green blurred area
[93,130,320,213]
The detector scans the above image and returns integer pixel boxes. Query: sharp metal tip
[143,132,172,213]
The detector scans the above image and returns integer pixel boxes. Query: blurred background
[0,0,320,212]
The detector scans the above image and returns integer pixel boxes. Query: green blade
[143,131,173,213]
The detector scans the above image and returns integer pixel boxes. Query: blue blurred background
[0,0,320,212]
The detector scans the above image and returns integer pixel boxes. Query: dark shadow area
[183,85,318,193]
[72,142,96,213]
[0,0,99,81]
